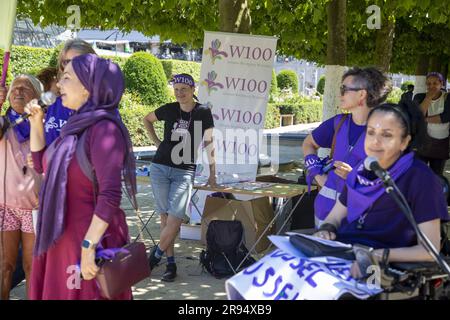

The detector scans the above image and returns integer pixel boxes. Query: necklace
[356,204,373,230]
[179,107,192,123]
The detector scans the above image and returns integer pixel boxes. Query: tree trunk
[322,0,346,122]
[374,15,395,73]
[441,62,449,88]
[218,0,251,34]
[429,55,442,73]
[414,54,429,95]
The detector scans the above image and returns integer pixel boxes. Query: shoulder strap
[75,129,96,184]
[330,114,349,158]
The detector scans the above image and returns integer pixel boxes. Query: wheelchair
[372,223,450,300]
[372,257,450,300]
[290,223,450,300]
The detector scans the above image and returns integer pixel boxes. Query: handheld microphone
[364,156,393,186]
[10,91,57,128]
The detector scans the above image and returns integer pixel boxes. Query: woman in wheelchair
[313,101,449,279]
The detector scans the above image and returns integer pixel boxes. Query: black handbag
[289,234,355,260]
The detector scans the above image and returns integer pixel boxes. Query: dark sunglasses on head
[340,85,365,96]
[61,59,72,69]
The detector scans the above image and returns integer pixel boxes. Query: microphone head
[364,156,378,171]
[40,91,57,106]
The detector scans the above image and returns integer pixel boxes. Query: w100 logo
[225,77,268,93]
[229,45,274,61]
[205,38,275,63]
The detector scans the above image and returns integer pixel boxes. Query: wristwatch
[81,239,97,250]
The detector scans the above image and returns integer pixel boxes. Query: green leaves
[15,0,450,75]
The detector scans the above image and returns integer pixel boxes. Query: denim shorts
[150,163,195,220]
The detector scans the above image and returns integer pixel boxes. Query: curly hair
[343,67,392,109]
[37,67,58,92]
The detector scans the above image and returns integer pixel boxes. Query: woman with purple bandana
[25,54,136,300]
[303,67,392,226]
[143,73,216,282]
[314,101,448,278]
[0,75,43,299]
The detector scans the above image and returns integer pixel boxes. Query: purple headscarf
[34,54,137,256]
[345,152,414,224]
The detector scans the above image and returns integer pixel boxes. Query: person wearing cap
[143,73,216,282]
[413,72,450,175]
[0,74,44,299]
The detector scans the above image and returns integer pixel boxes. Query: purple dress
[30,120,132,300]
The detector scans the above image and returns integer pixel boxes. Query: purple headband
[172,74,195,87]
[427,72,444,83]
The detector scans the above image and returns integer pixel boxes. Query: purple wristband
[304,154,323,191]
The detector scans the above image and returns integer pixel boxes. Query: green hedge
[0,50,14,85]
[123,52,169,106]
[277,69,299,93]
[104,56,128,70]
[160,59,201,82]
[386,87,403,104]
[119,91,164,147]
[10,45,54,75]
[269,69,278,102]
[265,103,281,129]
[275,101,322,124]
[317,75,325,95]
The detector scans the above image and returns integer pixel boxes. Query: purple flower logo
[205,39,228,64]
[204,101,219,120]
[201,71,224,95]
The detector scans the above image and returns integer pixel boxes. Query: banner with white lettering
[225,236,383,300]
[191,31,278,222]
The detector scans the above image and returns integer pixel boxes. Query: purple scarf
[34,54,137,256]
[346,152,414,224]
[6,108,30,143]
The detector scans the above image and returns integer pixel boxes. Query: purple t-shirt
[337,158,449,249]
[44,96,74,146]
[312,115,366,150]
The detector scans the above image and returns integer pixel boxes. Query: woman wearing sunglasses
[303,67,392,226]
[43,39,96,146]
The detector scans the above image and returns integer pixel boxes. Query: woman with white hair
[0,74,43,299]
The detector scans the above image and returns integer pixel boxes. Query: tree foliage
[122,52,169,106]
[277,70,298,92]
[16,0,450,76]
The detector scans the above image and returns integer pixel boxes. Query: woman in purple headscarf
[25,54,136,300]
[314,101,448,278]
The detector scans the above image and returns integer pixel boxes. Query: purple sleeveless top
[312,114,367,221]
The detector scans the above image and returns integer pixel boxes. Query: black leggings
[418,156,447,176]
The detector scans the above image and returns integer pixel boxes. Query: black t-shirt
[153,102,214,171]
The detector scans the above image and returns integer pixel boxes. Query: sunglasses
[60,59,72,69]
[340,85,365,96]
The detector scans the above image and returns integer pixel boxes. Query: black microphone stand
[379,173,450,277]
